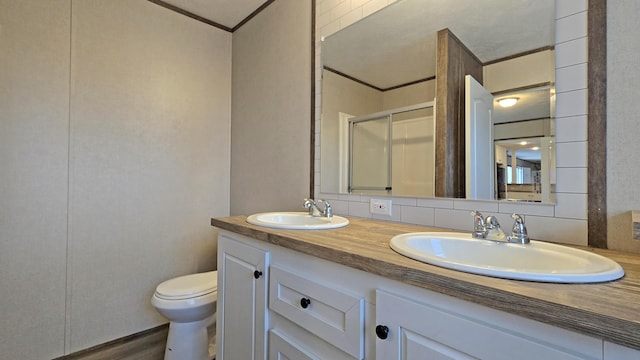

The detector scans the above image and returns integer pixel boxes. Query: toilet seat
[155,271,218,300]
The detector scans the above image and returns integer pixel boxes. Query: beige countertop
[211,215,640,350]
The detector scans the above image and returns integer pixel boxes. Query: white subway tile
[555,193,588,220]
[525,216,588,246]
[555,37,587,67]
[329,199,349,215]
[349,201,371,218]
[317,0,343,16]
[555,167,587,193]
[555,11,587,44]
[318,192,339,200]
[498,202,555,217]
[555,115,587,142]
[417,197,454,209]
[555,63,587,93]
[351,0,370,9]
[386,197,417,206]
[556,0,587,19]
[453,199,499,213]
[316,9,333,29]
[331,1,351,22]
[434,209,475,232]
[339,8,364,29]
[555,89,587,118]
[319,19,340,39]
[400,206,434,226]
[362,0,388,18]
[556,141,587,167]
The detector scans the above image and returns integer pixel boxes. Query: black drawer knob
[300,297,311,309]
[376,325,389,340]
[253,270,263,279]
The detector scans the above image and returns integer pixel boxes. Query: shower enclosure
[348,102,435,197]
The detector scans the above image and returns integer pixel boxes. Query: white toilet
[151,271,218,360]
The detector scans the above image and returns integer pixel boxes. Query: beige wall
[230,0,312,215]
[321,71,382,192]
[483,50,555,93]
[382,79,436,109]
[607,1,640,252]
[0,0,231,357]
[0,1,70,357]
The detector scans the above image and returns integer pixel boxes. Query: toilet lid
[155,271,218,300]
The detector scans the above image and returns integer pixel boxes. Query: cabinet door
[268,329,320,360]
[375,290,601,360]
[375,290,475,360]
[604,341,640,359]
[217,234,269,360]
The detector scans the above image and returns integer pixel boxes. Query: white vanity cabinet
[375,290,602,360]
[268,329,319,359]
[604,341,640,359]
[268,265,365,359]
[216,230,627,360]
[216,233,269,360]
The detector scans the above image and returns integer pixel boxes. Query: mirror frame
[587,1,607,248]
[310,1,608,248]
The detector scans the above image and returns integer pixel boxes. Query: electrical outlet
[370,198,392,216]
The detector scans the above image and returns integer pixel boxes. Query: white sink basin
[390,232,624,283]
[247,212,349,230]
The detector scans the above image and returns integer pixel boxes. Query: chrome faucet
[507,213,530,244]
[484,215,507,242]
[303,198,333,218]
[470,211,527,244]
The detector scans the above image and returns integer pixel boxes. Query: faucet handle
[470,211,486,238]
[320,200,332,218]
[470,210,484,221]
[507,213,530,244]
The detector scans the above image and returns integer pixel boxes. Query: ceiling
[161,0,268,29]
[322,0,555,89]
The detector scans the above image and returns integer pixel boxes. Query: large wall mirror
[320,0,556,203]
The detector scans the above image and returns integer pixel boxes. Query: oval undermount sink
[390,232,624,283]
[247,212,349,230]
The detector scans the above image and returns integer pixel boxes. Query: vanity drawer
[269,265,364,359]
[268,329,320,360]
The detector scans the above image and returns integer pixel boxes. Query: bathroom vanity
[211,216,640,360]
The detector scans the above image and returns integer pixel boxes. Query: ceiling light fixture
[497,97,519,108]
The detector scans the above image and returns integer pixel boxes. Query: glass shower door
[349,115,391,193]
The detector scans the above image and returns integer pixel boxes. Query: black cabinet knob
[253,270,263,279]
[300,297,311,309]
[375,325,389,340]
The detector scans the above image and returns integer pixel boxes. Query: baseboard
[52,323,169,360]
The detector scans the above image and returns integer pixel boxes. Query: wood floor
[55,325,168,360]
